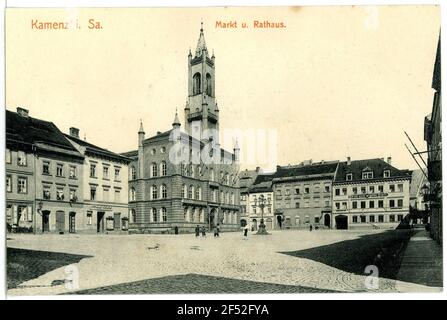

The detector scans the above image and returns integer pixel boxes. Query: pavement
[6,229,442,295]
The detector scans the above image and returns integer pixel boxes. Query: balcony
[187,111,203,121]
[207,112,218,123]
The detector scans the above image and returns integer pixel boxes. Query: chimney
[256,166,261,173]
[17,107,29,117]
[69,127,80,139]
[347,156,351,165]
[387,157,392,165]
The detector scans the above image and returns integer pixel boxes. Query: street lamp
[256,194,270,235]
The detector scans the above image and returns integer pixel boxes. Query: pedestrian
[195,225,200,237]
[217,224,220,237]
[201,225,206,237]
[309,224,313,232]
[214,225,219,238]
[243,225,248,237]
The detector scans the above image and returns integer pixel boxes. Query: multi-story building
[6,108,85,234]
[332,157,411,230]
[123,24,241,233]
[245,174,275,231]
[273,160,338,229]
[65,128,131,234]
[424,36,442,244]
[238,167,263,227]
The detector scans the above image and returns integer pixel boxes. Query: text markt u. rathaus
[122,24,241,234]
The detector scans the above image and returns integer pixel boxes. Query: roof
[432,34,441,92]
[248,174,274,193]
[6,110,83,158]
[334,158,411,184]
[65,134,131,163]
[120,150,138,159]
[238,169,261,193]
[274,161,339,181]
[195,23,207,57]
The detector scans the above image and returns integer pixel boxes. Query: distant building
[6,108,84,234]
[123,25,241,233]
[409,169,428,211]
[332,157,411,230]
[245,174,275,231]
[424,35,442,244]
[273,160,339,229]
[238,167,263,227]
[65,128,132,234]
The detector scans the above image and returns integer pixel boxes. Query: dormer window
[362,171,373,179]
[383,170,390,178]
[346,173,353,181]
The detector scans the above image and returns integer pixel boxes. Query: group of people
[194,224,221,238]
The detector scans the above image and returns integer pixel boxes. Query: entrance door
[97,212,105,233]
[114,213,121,230]
[56,211,65,234]
[42,211,50,233]
[209,209,216,230]
[69,212,76,233]
[324,214,331,228]
[252,219,258,231]
[335,215,348,230]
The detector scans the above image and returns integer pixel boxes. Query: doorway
[209,209,216,230]
[324,214,331,228]
[252,219,258,231]
[69,212,76,233]
[114,213,121,230]
[42,211,50,233]
[335,215,348,230]
[97,212,105,233]
[56,211,65,234]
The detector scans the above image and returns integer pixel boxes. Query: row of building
[240,157,427,231]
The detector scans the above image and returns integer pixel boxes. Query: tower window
[206,73,212,96]
[193,72,201,95]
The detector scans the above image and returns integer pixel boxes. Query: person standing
[195,225,200,237]
[244,225,249,237]
[201,225,206,237]
[214,225,218,238]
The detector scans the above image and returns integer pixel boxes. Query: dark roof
[238,169,261,193]
[274,161,339,181]
[432,34,441,92]
[120,150,138,159]
[248,174,274,193]
[334,158,411,184]
[6,110,83,158]
[65,134,131,163]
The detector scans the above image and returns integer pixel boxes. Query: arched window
[151,185,158,200]
[151,162,158,177]
[195,187,201,200]
[182,184,187,198]
[130,166,136,180]
[152,208,158,222]
[130,188,136,201]
[189,185,194,199]
[206,73,212,96]
[160,161,167,176]
[193,72,201,95]
[161,184,167,199]
[130,209,136,223]
[161,208,167,222]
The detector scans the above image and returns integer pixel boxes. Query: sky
[5,6,441,172]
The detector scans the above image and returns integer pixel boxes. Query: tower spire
[195,22,207,56]
[138,119,145,133]
[172,109,181,128]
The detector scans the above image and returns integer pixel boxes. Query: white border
[1,0,445,301]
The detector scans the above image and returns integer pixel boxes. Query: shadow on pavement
[7,248,92,289]
[279,230,415,281]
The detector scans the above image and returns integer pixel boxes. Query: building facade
[424,36,442,244]
[273,160,338,229]
[124,25,241,234]
[66,128,131,234]
[6,108,85,234]
[239,167,263,227]
[332,157,411,230]
[244,174,275,231]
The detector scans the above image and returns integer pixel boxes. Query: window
[69,189,77,202]
[378,185,384,193]
[161,208,167,222]
[335,189,340,196]
[130,209,136,223]
[362,171,373,179]
[56,164,63,177]
[130,188,136,202]
[114,168,121,181]
[304,187,310,194]
[353,187,358,195]
[188,186,193,199]
[161,184,167,199]
[210,168,214,181]
[361,187,366,194]
[131,167,137,180]
[56,188,64,201]
[378,200,384,208]
[346,173,353,181]
[161,162,167,176]
[195,187,201,200]
[285,189,290,196]
[17,177,27,194]
[342,202,347,210]
[390,215,396,222]
[6,175,12,193]
[206,73,212,96]
[90,164,97,178]
[151,148,156,155]
[103,188,110,202]
[389,199,395,208]
[43,185,51,199]
[69,166,76,179]
[17,151,27,166]
[114,189,121,202]
[152,208,158,222]
[360,216,366,223]
[369,186,375,193]
[397,199,403,207]
[90,187,96,200]
[295,202,300,208]
[342,188,347,195]
[353,216,358,223]
[352,201,358,209]
[193,72,201,95]
[87,211,93,225]
[182,184,187,198]
[304,200,310,208]
[6,149,11,164]
[325,200,330,207]
[314,216,320,224]
[325,186,330,193]
[378,215,384,223]
[390,184,395,192]
[360,201,366,209]
[397,214,403,222]
[151,163,158,177]
[369,215,375,223]
[369,200,374,208]
[43,161,51,175]
[398,184,404,193]
[335,202,340,210]
[383,170,390,178]
[101,166,109,179]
